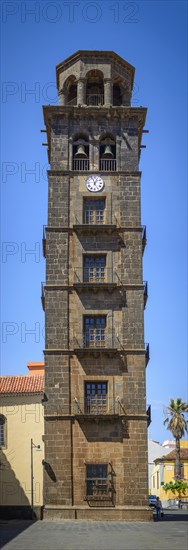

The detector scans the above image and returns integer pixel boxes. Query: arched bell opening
[99,135,116,172]
[86,70,104,106]
[113,84,122,106]
[64,75,77,105]
[113,77,130,106]
[72,133,89,171]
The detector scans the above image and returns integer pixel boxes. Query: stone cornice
[43,413,148,421]
[47,170,142,176]
[45,225,144,231]
[43,105,147,125]
[43,348,147,355]
[56,50,135,89]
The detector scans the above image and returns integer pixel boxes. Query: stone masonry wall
[44,418,72,506]
[46,232,68,285]
[45,290,68,349]
[43,52,149,518]
[123,419,148,506]
[48,173,69,225]
[44,354,70,415]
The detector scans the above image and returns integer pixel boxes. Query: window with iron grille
[157,471,159,489]
[180,463,184,478]
[85,382,107,414]
[84,316,106,348]
[83,198,106,225]
[0,415,6,447]
[83,256,106,283]
[86,464,108,496]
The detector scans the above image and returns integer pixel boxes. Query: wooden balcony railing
[100,159,116,171]
[73,211,118,229]
[74,397,123,416]
[145,343,150,366]
[73,159,89,171]
[143,281,148,307]
[41,282,45,311]
[86,94,104,106]
[73,332,120,351]
[74,268,118,285]
[67,97,77,105]
[142,225,147,253]
[42,225,46,257]
[146,404,151,426]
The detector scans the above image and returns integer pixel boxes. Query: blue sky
[1,0,187,443]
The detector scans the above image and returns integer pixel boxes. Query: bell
[102,145,114,158]
[75,145,88,158]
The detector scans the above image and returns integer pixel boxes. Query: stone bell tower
[42,50,152,520]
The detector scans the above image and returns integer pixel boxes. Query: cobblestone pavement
[0,510,187,550]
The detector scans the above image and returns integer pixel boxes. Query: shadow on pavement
[154,509,188,522]
[0,520,37,549]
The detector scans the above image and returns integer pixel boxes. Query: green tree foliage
[164,398,188,478]
[161,479,188,499]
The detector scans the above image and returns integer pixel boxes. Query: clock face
[86,175,104,193]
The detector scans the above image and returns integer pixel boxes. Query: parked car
[149,494,157,508]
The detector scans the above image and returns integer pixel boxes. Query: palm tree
[164,398,188,478]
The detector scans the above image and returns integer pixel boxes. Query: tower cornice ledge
[47,170,142,176]
[56,50,135,89]
[43,105,147,124]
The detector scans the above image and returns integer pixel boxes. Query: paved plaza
[0,510,187,550]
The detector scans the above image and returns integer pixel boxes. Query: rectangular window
[157,471,159,490]
[86,464,108,496]
[83,198,105,225]
[83,256,106,282]
[84,316,106,348]
[153,475,155,489]
[85,382,107,414]
[0,416,6,447]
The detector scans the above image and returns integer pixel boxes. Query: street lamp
[31,438,40,519]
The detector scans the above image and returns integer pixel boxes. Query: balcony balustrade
[72,158,116,172]
[82,209,106,225]
[145,343,150,366]
[73,332,120,356]
[42,225,46,257]
[142,225,147,253]
[73,158,89,171]
[73,211,117,233]
[100,159,116,172]
[86,94,104,106]
[143,281,148,307]
[73,268,118,292]
[73,397,123,417]
[74,398,150,425]
[146,404,151,426]
[67,97,77,105]
[41,282,45,311]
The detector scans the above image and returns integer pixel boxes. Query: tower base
[43,505,153,521]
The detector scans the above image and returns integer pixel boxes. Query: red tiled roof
[0,375,44,395]
[164,448,188,460]
[155,448,188,462]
